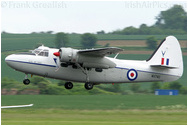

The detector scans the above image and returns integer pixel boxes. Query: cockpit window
[33,49,41,54]
[33,49,49,57]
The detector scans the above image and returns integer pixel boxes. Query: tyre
[23,79,30,85]
[85,83,93,90]
[65,82,73,89]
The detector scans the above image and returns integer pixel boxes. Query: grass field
[1,33,81,51]
[1,109,186,125]
[1,95,187,125]
[98,40,187,48]
[96,34,187,40]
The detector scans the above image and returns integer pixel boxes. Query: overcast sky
[1,1,187,34]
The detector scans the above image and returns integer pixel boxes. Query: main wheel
[65,82,73,89]
[85,83,93,90]
[23,79,30,85]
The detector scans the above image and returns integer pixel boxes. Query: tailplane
[147,36,183,77]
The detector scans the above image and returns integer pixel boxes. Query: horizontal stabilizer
[150,65,178,69]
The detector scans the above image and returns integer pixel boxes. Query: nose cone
[53,52,60,57]
[5,54,13,61]
[5,55,11,61]
[5,54,15,67]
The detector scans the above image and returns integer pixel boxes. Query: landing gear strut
[23,74,30,85]
[65,82,73,89]
[75,63,94,90]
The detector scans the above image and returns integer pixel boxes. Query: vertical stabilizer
[147,36,183,77]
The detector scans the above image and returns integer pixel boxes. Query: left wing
[78,47,123,57]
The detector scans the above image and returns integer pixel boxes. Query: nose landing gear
[23,79,30,85]
[23,74,30,85]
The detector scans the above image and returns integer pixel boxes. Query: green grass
[119,46,150,51]
[1,95,187,109]
[1,95,187,125]
[1,109,186,125]
[1,33,55,51]
[96,34,187,40]
[1,33,82,51]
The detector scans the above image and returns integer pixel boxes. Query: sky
[1,1,187,34]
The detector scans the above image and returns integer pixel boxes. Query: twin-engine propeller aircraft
[5,36,183,90]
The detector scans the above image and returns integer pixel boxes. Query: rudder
[147,36,183,77]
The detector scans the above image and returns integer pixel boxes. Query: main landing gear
[64,82,73,89]
[23,74,30,85]
[64,82,94,90]
[85,82,93,90]
[22,73,94,90]
[63,64,94,90]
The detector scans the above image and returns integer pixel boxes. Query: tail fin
[147,36,183,76]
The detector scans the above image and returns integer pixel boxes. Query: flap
[78,47,123,57]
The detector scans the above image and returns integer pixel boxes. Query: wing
[78,47,123,57]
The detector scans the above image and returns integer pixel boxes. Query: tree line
[111,5,187,35]
[55,32,98,49]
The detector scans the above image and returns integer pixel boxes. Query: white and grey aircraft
[5,36,183,90]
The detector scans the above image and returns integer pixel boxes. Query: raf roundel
[127,69,138,81]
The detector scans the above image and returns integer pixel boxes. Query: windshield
[33,49,49,57]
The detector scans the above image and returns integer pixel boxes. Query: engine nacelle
[57,47,116,69]
[59,48,79,63]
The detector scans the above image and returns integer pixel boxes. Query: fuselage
[5,47,181,84]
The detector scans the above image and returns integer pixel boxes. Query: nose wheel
[23,74,30,85]
[23,79,30,85]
